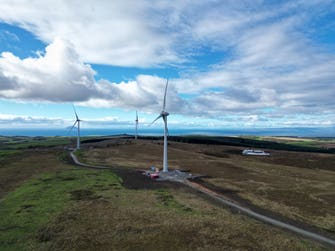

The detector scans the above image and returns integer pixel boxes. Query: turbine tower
[135,111,139,140]
[151,79,169,172]
[69,105,81,150]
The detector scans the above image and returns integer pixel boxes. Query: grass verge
[0,150,20,161]
[0,168,121,250]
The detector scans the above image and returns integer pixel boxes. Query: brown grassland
[81,139,335,231]
[0,136,334,250]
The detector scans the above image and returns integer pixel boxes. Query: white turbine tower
[151,79,169,172]
[69,105,81,150]
[135,111,139,140]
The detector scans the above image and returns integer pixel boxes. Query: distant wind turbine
[69,105,81,150]
[135,111,139,140]
[151,79,169,172]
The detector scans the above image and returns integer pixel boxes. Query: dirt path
[69,150,335,248]
[184,179,335,248]
[70,151,110,169]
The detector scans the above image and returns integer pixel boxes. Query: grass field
[259,136,335,150]
[0,168,121,250]
[80,138,335,235]
[0,136,69,150]
[0,136,333,250]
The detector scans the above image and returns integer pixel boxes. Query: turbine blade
[150,115,162,125]
[72,105,79,121]
[162,78,168,111]
[67,120,78,135]
[136,110,138,121]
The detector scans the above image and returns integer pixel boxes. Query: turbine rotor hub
[161,111,169,116]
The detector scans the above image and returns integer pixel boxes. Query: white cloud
[0,113,137,128]
[0,30,20,42]
[0,0,334,68]
[0,0,181,67]
[0,35,334,123]
[0,39,185,114]
[80,75,188,114]
[0,38,98,101]
[0,0,334,127]
[0,113,64,127]
[170,7,335,117]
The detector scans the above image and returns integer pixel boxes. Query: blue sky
[0,0,334,130]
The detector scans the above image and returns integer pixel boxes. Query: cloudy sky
[0,0,334,130]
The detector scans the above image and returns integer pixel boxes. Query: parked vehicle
[150,173,159,179]
[242,149,270,156]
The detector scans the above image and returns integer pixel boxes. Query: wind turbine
[135,111,139,140]
[151,79,169,172]
[69,105,81,150]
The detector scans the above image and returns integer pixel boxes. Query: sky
[0,0,334,130]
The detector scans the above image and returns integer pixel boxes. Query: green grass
[259,136,335,149]
[0,150,20,161]
[161,135,335,153]
[0,168,121,250]
[0,136,104,150]
[154,189,193,214]
[283,139,334,148]
[0,136,69,150]
[73,149,83,158]
[28,182,325,251]
[0,138,331,250]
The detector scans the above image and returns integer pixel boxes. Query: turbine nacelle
[160,111,169,117]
